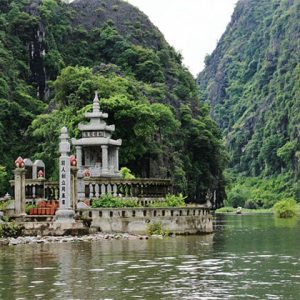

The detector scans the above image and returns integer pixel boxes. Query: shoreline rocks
[0,232,150,246]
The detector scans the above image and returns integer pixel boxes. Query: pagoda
[72,92,122,180]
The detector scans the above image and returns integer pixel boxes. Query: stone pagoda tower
[72,92,122,199]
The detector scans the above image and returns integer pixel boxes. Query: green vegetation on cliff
[0,0,227,205]
[197,0,300,204]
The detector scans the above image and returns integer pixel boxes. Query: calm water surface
[0,214,299,299]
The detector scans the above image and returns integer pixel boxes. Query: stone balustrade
[84,177,172,198]
[77,207,213,234]
[10,179,59,203]
[9,178,171,202]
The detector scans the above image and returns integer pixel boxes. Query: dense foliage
[0,0,227,205]
[0,166,7,196]
[225,173,294,209]
[198,0,299,201]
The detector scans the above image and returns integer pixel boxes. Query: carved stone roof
[72,92,122,147]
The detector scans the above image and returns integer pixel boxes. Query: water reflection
[273,215,298,228]
[0,215,299,299]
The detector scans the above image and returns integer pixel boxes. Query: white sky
[126,0,238,77]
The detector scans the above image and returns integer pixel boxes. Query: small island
[0,93,213,239]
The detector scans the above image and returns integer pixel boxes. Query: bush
[273,198,297,218]
[231,194,246,208]
[244,199,258,209]
[147,222,168,236]
[120,167,135,180]
[91,194,139,208]
[262,197,277,209]
[0,200,10,211]
[0,223,24,238]
[0,165,7,196]
[148,193,186,208]
[165,193,186,207]
[25,204,37,214]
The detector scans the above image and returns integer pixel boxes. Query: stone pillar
[76,146,85,201]
[56,127,75,223]
[71,166,78,210]
[13,168,26,216]
[115,147,119,174]
[76,146,82,168]
[101,145,108,174]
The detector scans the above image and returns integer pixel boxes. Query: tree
[0,165,7,196]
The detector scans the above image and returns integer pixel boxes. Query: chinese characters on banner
[60,156,70,208]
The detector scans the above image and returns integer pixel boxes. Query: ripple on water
[53,282,67,286]
[1,215,299,300]
[111,260,131,265]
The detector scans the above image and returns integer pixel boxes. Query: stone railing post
[13,167,26,216]
[76,145,85,201]
[71,166,78,210]
[101,145,108,174]
[55,127,75,223]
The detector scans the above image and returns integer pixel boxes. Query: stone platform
[22,221,90,236]
[78,206,213,235]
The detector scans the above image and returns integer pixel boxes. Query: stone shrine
[72,92,122,199]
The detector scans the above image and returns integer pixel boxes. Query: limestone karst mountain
[0,0,227,205]
[197,0,299,203]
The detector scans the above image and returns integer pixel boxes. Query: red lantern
[15,157,25,168]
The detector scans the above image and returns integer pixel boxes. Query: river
[0,214,299,299]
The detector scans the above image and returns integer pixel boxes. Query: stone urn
[70,155,77,167]
[15,157,25,168]
[37,170,45,179]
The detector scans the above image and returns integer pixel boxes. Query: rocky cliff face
[197,0,299,179]
[70,0,163,49]
[23,0,197,108]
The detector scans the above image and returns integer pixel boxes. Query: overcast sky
[126,0,238,77]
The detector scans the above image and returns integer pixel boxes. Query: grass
[216,203,300,216]
[215,206,273,214]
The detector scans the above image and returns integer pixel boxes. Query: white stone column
[76,146,82,168]
[71,166,78,210]
[101,145,108,174]
[56,127,75,223]
[76,146,85,200]
[101,184,106,195]
[115,147,119,173]
[14,168,26,216]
